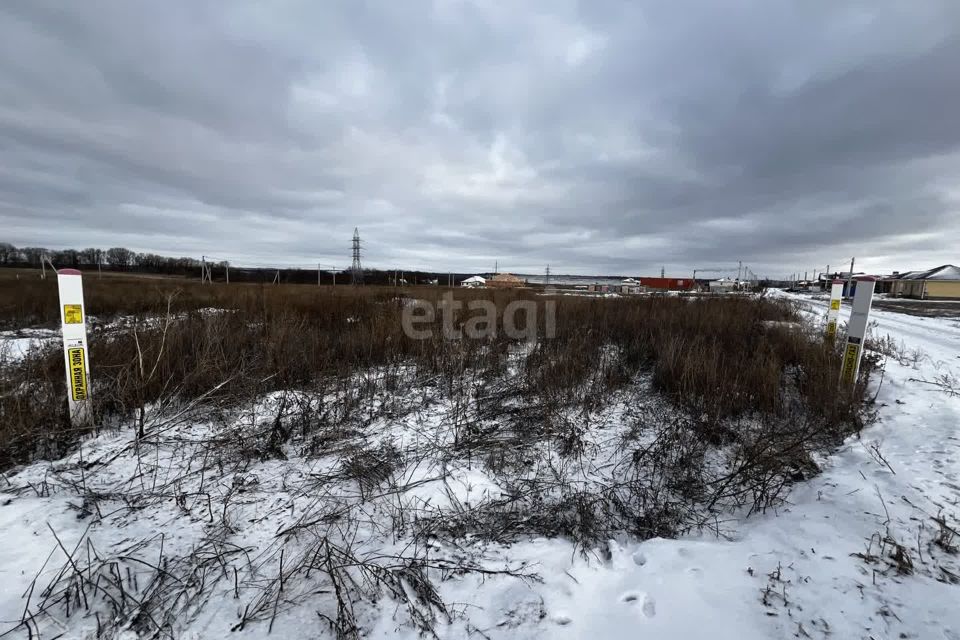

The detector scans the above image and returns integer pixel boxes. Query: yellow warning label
[830,300,841,311]
[67,347,88,401]
[840,342,860,385]
[64,304,83,324]
[826,320,837,339]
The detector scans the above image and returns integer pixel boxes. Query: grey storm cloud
[2,0,959,277]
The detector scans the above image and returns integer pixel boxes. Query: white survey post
[839,277,875,387]
[825,280,844,339]
[57,269,92,426]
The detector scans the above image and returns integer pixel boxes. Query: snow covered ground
[0,328,58,362]
[0,291,958,639]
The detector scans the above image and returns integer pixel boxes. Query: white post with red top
[57,269,93,426]
[825,279,844,339]
[839,277,875,387]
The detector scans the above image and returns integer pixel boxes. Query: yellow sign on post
[64,304,83,324]
[826,320,838,339]
[825,281,844,340]
[840,341,860,386]
[67,347,88,400]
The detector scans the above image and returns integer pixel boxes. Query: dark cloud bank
[2,0,959,277]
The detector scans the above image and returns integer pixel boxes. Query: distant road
[872,298,960,318]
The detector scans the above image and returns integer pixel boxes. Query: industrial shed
[888,265,960,300]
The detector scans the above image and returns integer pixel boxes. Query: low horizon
[1,240,936,283]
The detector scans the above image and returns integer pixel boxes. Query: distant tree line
[0,242,205,275]
[0,242,469,286]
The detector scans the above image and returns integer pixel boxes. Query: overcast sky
[2,1,959,278]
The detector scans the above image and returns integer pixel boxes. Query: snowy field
[0,291,958,639]
[0,328,58,363]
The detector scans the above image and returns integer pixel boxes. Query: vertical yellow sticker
[67,347,88,401]
[840,343,859,386]
[830,299,840,311]
[64,304,83,324]
[826,320,837,339]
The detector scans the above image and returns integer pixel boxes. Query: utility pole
[738,260,742,282]
[318,263,321,286]
[225,262,230,284]
[545,264,551,289]
[846,257,855,298]
[661,266,665,278]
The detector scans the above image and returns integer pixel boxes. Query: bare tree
[0,242,16,265]
[106,247,135,270]
[21,246,47,267]
[78,247,100,266]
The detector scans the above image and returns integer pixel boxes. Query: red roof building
[635,277,695,291]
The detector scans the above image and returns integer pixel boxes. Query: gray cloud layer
[2,0,959,277]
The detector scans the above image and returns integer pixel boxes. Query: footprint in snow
[552,613,572,626]
[620,591,656,618]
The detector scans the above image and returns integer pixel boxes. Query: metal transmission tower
[350,228,364,285]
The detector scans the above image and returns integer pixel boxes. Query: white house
[461,275,486,288]
[709,277,737,293]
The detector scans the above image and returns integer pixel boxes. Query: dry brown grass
[0,271,873,473]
